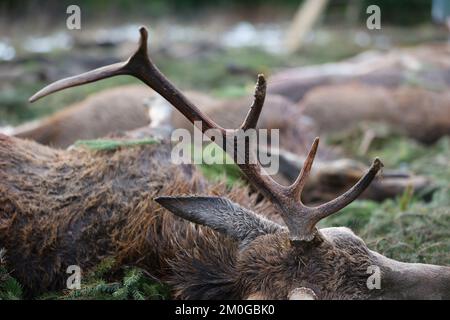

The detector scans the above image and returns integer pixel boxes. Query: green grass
[0,250,23,300]
[321,187,450,265]
[193,143,244,188]
[323,127,450,265]
[37,258,170,300]
[74,138,160,151]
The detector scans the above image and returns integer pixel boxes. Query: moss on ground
[0,249,24,300]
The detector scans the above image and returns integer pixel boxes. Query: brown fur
[12,87,318,155]
[299,83,450,143]
[1,132,449,300]
[0,133,376,299]
[11,83,323,157]
[13,85,153,148]
[269,43,450,103]
[0,133,275,295]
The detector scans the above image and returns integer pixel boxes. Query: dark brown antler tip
[241,74,267,130]
[139,26,148,38]
[255,74,266,97]
[137,26,149,53]
[290,137,319,200]
[373,157,384,170]
[313,156,384,221]
[29,27,153,104]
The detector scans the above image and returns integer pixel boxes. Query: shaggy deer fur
[0,133,277,296]
[1,27,449,299]
[1,133,448,299]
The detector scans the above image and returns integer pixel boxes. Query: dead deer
[9,83,314,154]
[1,27,449,299]
[12,85,153,148]
[298,83,450,144]
[268,43,450,103]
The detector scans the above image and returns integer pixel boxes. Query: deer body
[2,132,449,299]
[268,43,450,103]
[13,85,153,148]
[299,83,450,144]
[1,26,448,300]
[3,134,448,299]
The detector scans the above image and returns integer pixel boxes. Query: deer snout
[371,251,450,300]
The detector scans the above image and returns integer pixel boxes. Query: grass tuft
[73,138,160,151]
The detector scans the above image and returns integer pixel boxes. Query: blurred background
[0,0,449,298]
[1,0,448,123]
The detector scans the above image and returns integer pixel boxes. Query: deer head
[30,27,450,300]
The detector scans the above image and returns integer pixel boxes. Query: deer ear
[155,196,282,245]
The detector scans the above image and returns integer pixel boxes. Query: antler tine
[28,27,151,103]
[289,137,319,201]
[313,158,383,221]
[240,74,266,130]
[284,157,384,243]
[29,62,127,103]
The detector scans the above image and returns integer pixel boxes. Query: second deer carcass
[268,43,450,103]
[12,85,153,148]
[1,27,449,300]
[298,83,450,144]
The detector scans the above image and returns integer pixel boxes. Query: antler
[30,26,383,242]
